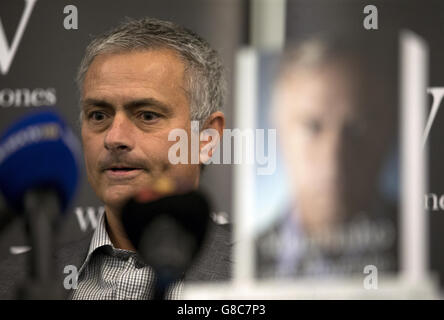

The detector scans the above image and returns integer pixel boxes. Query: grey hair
[76,17,226,125]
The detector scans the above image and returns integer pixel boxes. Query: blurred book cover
[254,32,400,280]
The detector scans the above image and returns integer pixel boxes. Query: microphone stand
[153,273,171,300]
[17,188,65,299]
[122,190,211,301]
[141,216,195,300]
[0,193,15,234]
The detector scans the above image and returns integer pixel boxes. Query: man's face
[81,49,200,212]
[275,61,394,234]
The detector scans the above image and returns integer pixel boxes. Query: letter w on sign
[423,87,444,147]
[0,0,37,75]
[75,206,104,232]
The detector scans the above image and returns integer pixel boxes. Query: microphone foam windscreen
[0,109,81,211]
[121,190,211,276]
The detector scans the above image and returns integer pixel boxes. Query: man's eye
[138,111,160,122]
[88,111,107,122]
[305,119,322,135]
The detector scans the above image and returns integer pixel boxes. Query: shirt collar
[77,211,111,275]
[78,210,146,274]
[86,210,113,256]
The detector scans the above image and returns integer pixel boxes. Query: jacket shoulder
[0,231,93,300]
[185,221,233,282]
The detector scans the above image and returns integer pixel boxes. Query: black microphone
[121,185,211,300]
[0,109,81,299]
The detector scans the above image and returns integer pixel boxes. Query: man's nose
[104,113,135,152]
[323,131,345,186]
[325,129,358,191]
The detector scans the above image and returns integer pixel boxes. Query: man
[256,35,399,278]
[0,17,231,299]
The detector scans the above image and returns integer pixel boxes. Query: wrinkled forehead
[83,49,186,88]
[81,49,189,107]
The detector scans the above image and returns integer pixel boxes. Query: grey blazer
[0,221,232,299]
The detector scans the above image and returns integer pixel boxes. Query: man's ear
[199,111,225,164]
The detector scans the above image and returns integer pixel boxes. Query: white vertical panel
[400,30,428,284]
[233,48,258,285]
[250,0,286,50]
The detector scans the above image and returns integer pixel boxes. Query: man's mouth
[105,166,143,179]
[109,167,138,171]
